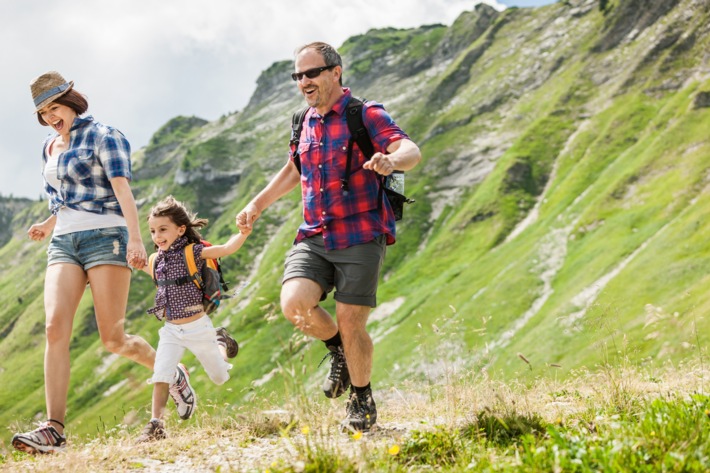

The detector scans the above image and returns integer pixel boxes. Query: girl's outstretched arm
[135,265,152,275]
[201,230,250,260]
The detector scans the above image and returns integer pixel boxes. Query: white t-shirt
[43,143,127,236]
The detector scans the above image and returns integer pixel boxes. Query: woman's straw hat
[30,71,74,112]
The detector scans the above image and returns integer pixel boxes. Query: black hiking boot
[320,345,350,399]
[341,388,378,432]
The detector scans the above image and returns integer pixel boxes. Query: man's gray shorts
[283,235,386,307]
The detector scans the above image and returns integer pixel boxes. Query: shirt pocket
[329,139,350,172]
[61,148,96,183]
[297,141,316,180]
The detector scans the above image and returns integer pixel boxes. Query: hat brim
[33,81,74,113]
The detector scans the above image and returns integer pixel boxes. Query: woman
[12,71,195,454]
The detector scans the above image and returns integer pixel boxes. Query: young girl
[136,195,250,443]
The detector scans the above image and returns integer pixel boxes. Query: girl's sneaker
[136,419,167,443]
[169,363,196,420]
[216,326,239,358]
[12,421,67,454]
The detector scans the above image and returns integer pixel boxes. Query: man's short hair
[295,42,343,85]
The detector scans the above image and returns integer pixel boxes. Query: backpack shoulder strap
[148,252,158,285]
[290,107,309,174]
[344,97,374,159]
[200,240,220,272]
[183,243,202,290]
[341,97,375,192]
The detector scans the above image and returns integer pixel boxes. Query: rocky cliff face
[0,196,34,246]
[133,115,208,180]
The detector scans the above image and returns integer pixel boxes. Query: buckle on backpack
[340,178,350,195]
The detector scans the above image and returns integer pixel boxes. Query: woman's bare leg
[87,265,155,370]
[44,263,88,434]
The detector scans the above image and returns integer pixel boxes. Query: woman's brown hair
[36,89,89,126]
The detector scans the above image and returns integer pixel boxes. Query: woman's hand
[28,224,48,241]
[27,216,56,241]
[127,238,147,269]
[109,177,147,270]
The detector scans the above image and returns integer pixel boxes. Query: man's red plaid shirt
[289,88,410,250]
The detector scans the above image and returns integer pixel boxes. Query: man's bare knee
[282,300,316,331]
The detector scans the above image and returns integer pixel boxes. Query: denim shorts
[283,234,386,307]
[47,226,129,270]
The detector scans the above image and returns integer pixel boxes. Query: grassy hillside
[1,0,710,467]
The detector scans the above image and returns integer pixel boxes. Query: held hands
[363,152,394,176]
[126,239,147,270]
[236,202,261,233]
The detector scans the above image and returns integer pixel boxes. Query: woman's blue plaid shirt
[41,115,132,216]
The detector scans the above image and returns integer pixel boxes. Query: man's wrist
[249,200,262,213]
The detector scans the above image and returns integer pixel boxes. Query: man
[236,41,421,431]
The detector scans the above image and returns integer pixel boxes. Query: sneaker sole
[340,419,378,433]
[137,436,166,444]
[12,438,65,454]
[216,327,239,359]
[228,343,239,359]
[179,405,194,420]
[175,364,197,420]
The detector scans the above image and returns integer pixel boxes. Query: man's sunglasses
[291,65,337,82]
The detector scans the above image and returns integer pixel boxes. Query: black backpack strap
[343,97,375,193]
[344,97,374,158]
[151,246,199,287]
[155,276,194,287]
[290,107,309,174]
[149,252,158,286]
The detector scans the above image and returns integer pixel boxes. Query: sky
[1,0,555,199]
